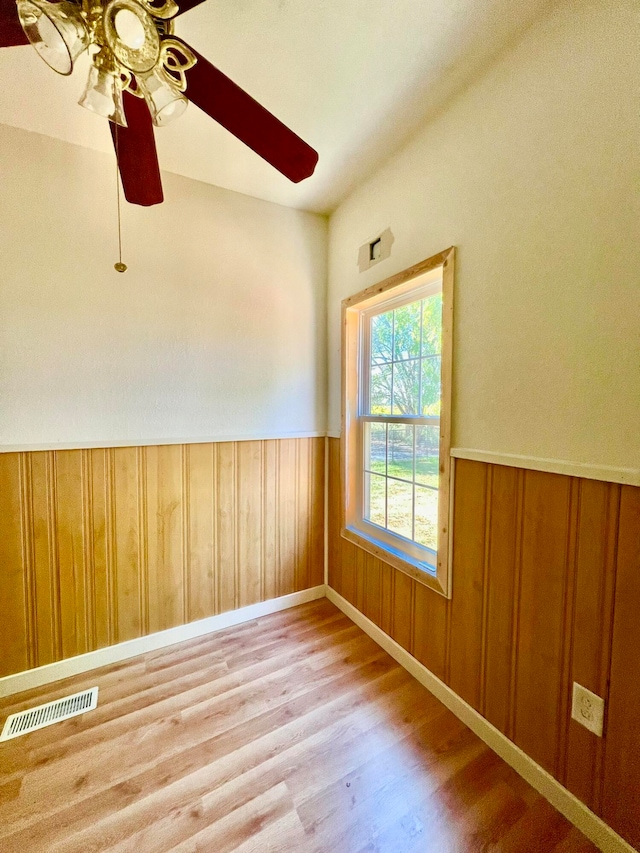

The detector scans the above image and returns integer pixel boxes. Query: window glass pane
[364,472,386,528]
[415,485,438,551]
[393,301,421,361]
[392,359,419,415]
[370,364,392,414]
[387,479,414,540]
[364,422,387,475]
[420,355,441,416]
[415,425,440,488]
[422,293,442,356]
[387,423,414,483]
[358,282,446,566]
[371,310,393,366]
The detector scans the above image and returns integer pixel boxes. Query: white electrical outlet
[571,682,605,737]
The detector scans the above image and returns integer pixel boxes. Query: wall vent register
[0,687,99,741]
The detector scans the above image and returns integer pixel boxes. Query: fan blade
[173,0,207,15]
[180,41,318,183]
[110,92,164,206]
[0,0,29,47]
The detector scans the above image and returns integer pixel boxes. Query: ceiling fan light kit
[137,62,189,126]
[0,0,319,206]
[78,51,126,125]
[17,0,88,75]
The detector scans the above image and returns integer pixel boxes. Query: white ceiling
[0,0,551,213]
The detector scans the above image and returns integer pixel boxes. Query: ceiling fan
[0,0,319,206]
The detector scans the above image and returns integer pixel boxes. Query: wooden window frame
[341,247,455,598]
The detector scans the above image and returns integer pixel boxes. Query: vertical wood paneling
[90,449,111,650]
[54,450,89,660]
[310,438,325,589]
[104,448,118,646]
[327,438,343,597]
[507,468,525,743]
[391,571,414,654]
[277,439,297,597]
[341,540,359,607]
[379,561,394,637]
[362,552,381,627]
[216,442,237,614]
[46,452,62,661]
[565,480,619,809]
[355,545,366,614]
[0,438,324,680]
[81,450,96,652]
[326,438,640,846]
[237,441,263,608]
[602,486,640,850]
[447,459,487,709]
[556,478,581,784]
[112,447,141,643]
[181,445,190,624]
[412,580,448,682]
[513,470,572,775]
[0,454,28,677]
[18,453,36,670]
[146,445,184,633]
[30,451,57,666]
[296,438,309,593]
[187,443,216,621]
[482,464,519,733]
[262,441,279,602]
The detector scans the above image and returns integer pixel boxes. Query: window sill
[341,524,450,597]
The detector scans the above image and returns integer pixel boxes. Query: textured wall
[0,125,327,450]
[327,0,640,474]
[328,439,640,849]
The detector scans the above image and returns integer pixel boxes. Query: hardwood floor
[0,600,598,852]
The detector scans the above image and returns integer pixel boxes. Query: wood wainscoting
[0,438,325,680]
[328,438,640,850]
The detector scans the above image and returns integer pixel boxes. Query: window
[342,248,454,596]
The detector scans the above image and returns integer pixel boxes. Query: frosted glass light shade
[138,68,188,127]
[17,0,88,76]
[79,64,127,127]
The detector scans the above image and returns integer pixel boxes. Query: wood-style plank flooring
[0,600,598,852]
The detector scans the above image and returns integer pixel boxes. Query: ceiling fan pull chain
[114,124,128,273]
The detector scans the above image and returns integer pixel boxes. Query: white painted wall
[327,0,640,472]
[0,125,327,449]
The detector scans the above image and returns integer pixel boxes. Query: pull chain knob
[114,124,128,273]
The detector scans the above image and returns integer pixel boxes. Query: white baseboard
[326,587,635,853]
[0,586,327,700]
